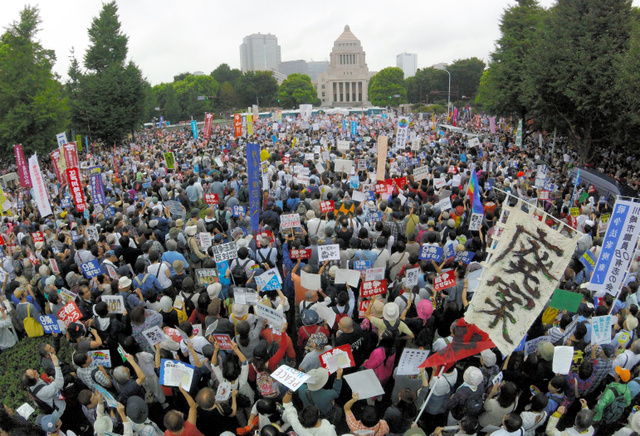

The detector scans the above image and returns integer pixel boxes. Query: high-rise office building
[239,33,282,73]
[396,53,417,78]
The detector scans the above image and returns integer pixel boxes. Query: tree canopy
[235,71,278,108]
[277,74,317,108]
[0,6,68,155]
[369,67,407,107]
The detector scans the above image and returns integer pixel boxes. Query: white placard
[143,326,168,347]
[318,244,341,262]
[405,268,420,287]
[315,163,325,174]
[311,303,337,329]
[396,348,430,376]
[413,165,430,181]
[591,315,613,345]
[337,140,350,152]
[436,197,452,212]
[255,303,284,331]
[199,232,212,248]
[552,346,574,375]
[344,369,386,400]
[160,359,194,389]
[280,213,301,230]
[101,295,124,314]
[335,268,361,288]
[365,267,385,281]
[301,270,322,290]
[352,190,366,203]
[270,365,311,391]
[434,178,446,190]
[234,288,259,305]
[16,403,36,420]
[334,159,354,174]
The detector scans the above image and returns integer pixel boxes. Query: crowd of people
[0,111,640,436]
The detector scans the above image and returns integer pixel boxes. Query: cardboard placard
[319,344,355,373]
[434,270,457,292]
[270,365,311,391]
[318,244,340,262]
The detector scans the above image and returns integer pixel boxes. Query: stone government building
[316,25,375,107]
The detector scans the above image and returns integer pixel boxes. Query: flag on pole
[468,169,484,215]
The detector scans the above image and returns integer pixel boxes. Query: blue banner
[191,120,198,139]
[90,174,107,205]
[454,250,476,265]
[159,116,164,128]
[39,315,61,334]
[342,120,347,131]
[247,143,261,232]
[232,205,246,217]
[580,251,596,274]
[419,245,443,262]
[354,260,370,270]
[351,121,357,137]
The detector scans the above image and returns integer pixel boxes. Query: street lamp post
[434,64,451,112]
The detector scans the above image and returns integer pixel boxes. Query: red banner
[358,299,371,317]
[205,193,219,205]
[203,113,214,140]
[66,167,86,211]
[63,142,79,170]
[419,318,494,371]
[320,200,334,214]
[50,149,66,187]
[290,248,312,260]
[283,156,290,165]
[31,232,44,244]
[234,114,243,137]
[256,230,275,244]
[14,144,31,188]
[374,183,387,194]
[434,270,457,292]
[213,334,233,350]
[360,279,387,298]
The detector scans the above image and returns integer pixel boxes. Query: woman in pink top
[363,330,396,387]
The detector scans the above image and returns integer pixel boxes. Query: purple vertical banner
[90,173,107,205]
[489,117,496,134]
[246,143,261,232]
[14,144,32,188]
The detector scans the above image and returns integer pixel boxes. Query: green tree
[236,71,278,107]
[448,58,486,101]
[211,63,242,87]
[277,74,317,108]
[524,0,632,163]
[218,81,239,111]
[405,68,449,104]
[72,1,145,145]
[476,0,545,119]
[0,6,68,154]
[614,13,640,151]
[368,67,407,107]
[173,75,219,121]
[173,72,191,82]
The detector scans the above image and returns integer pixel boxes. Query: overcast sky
[2,0,636,86]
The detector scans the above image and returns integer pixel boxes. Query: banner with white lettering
[28,155,52,217]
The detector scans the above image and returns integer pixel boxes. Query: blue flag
[247,143,261,232]
[191,120,198,139]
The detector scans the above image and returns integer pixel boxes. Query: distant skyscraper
[239,33,282,73]
[396,53,417,78]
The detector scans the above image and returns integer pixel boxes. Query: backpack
[383,319,401,339]
[463,387,485,418]
[296,201,308,215]
[266,335,282,358]
[231,259,250,286]
[24,305,44,338]
[258,248,275,269]
[601,385,628,424]
[179,291,196,317]
[255,367,279,398]
[332,304,350,330]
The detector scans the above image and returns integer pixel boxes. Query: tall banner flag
[14,144,31,188]
[76,135,82,152]
[56,132,67,147]
[351,121,357,137]
[465,205,579,355]
[515,119,523,147]
[247,143,261,232]
[50,149,64,187]
[234,114,242,137]
[489,117,496,134]
[203,113,214,140]
[63,142,79,170]
[90,173,107,205]
[468,169,484,215]
[395,117,409,149]
[28,154,52,217]
[376,136,388,181]
[589,199,640,296]
[190,120,198,139]
[247,115,254,135]
[66,167,86,212]
[252,104,259,122]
